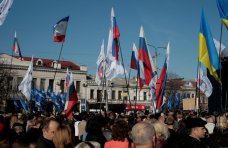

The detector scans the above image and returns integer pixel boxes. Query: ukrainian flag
[217,0,228,29]
[199,11,220,83]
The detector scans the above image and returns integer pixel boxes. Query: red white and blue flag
[12,31,22,60]
[130,43,138,70]
[111,8,120,61]
[53,16,69,42]
[155,42,170,111]
[64,69,78,119]
[138,26,153,88]
[65,68,71,89]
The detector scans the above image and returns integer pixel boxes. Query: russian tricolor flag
[138,26,153,86]
[53,16,69,42]
[12,32,22,60]
[64,69,78,119]
[130,43,138,70]
[111,8,120,61]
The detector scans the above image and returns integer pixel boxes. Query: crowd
[0,110,227,148]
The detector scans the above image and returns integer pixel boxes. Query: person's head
[42,117,59,141]
[131,121,155,148]
[216,115,228,132]
[75,141,101,148]
[53,124,72,148]
[186,117,207,140]
[152,121,170,140]
[112,120,129,141]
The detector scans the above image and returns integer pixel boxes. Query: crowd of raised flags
[1,0,228,114]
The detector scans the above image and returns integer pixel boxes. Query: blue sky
[0,0,227,80]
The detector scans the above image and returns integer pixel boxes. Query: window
[118,91,122,100]
[49,79,54,91]
[112,90,115,100]
[186,93,190,98]
[37,60,43,66]
[7,77,13,90]
[143,92,147,101]
[32,78,37,89]
[90,89,94,99]
[60,80,65,93]
[17,77,23,90]
[76,81,80,93]
[191,93,194,98]
[40,79,45,90]
[123,91,127,101]
[97,90,102,102]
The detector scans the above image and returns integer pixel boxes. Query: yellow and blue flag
[199,11,220,83]
[217,0,228,29]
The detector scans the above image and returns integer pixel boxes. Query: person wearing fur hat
[180,117,207,148]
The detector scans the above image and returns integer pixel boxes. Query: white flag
[95,40,106,85]
[197,68,213,97]
[0,0,13,26]
[18,57,33,101]
[213,38,226,57]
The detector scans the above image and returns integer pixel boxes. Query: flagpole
[219,22,224,113]
[118,42,132,109]
[195,58,200,116]
[53,42,64,91]
[134,69,139,118]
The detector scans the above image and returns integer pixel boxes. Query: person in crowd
[180,117,207,148]
[85,115,107,148]
[208,115,228,147]
[152,121,170,148]
[205,115,215,135]
[53,124,74,148]
[104,120,133,148]
[10,115,18,129]
[78,112,88,140]
[102,117,113,141]
[37,117,59,148]
[131,121,156,148]
[75,141,101,148]
[0,121,9,148]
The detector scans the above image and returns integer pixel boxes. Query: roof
[14,56,80,70]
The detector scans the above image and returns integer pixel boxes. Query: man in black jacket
[37,117,59,148]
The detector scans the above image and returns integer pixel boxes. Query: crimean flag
[64,70,78,119]
[130,43,138,70]
[12,32,22,60]
[53,16,69,42]
[155,42,170,111]
[138,26,153,86]
[199,11,220,83]
[217,0,228,29]
[111,8,120,61]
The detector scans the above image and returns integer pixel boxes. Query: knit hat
[186,117,207,128]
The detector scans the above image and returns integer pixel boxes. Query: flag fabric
[130,43,138,70]
[18,57,33,101]
[217,0,228,29]
[95,40,106,85]
[105,29,125,80]
[18,96,28,112]
[12,31,22,60]
[213,38,226,57]
[13,96,19,110]
[111,7,120,61]
[174,93,180,108]
[155,42,170,111]
[138,26,153,86]
[64,70,78,119]
[0,0,13,26]
[199,11,220,83]
[53,16,69,42]
[65,68,71,89]
[197,68,213,97]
